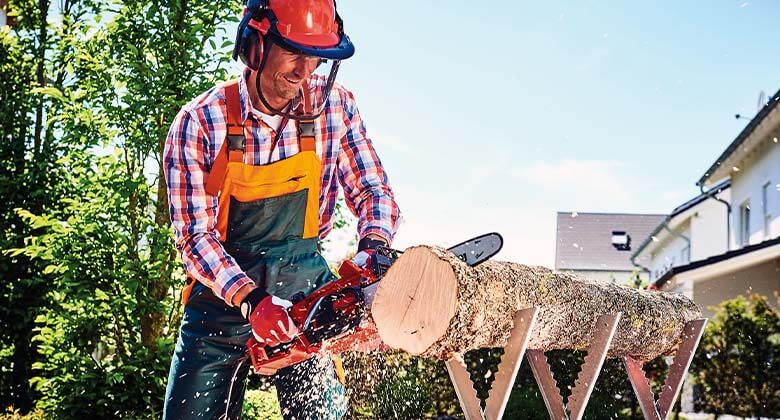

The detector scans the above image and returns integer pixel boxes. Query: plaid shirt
[164,69,401,305]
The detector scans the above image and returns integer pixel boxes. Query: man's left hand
[352,235,387,268]
[351,235,387,312]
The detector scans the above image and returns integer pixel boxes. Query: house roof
[631,179,731,261]
[653,235,780,288]
[669,179,731,218]
[555,212,667,272]
[698,88,780,187]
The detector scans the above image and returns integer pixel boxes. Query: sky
[222,1,780,266]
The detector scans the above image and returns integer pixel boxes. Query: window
[739,200,751,247]
[763,182,772,238]
[611,231,631,251]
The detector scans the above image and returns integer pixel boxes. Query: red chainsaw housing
[246,335,315,376]
[247,259,378,375]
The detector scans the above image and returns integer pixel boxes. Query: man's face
[258,43,321,109]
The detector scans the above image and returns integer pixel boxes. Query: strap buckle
[298,120,316,138]
[228,134,245,151]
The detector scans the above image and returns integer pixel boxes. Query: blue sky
[313,0,780,266]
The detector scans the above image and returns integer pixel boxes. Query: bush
[372,373,433,419]
[0,407,46,420]
[691,293,780,417]
[242,389,282,419]
[502,387,549,420]
[343,352,458,418]
[500,349,656,419]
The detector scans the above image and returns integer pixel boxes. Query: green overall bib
[163,79,347,419]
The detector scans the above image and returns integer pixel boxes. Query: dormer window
[611,231,631,251]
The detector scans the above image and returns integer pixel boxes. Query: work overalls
[163,79,347,419]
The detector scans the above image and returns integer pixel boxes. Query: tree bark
[371,246,702,362]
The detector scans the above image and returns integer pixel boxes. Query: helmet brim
[270,30,355,60]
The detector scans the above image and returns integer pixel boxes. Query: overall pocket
[225,188,309,244]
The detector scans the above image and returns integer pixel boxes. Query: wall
[640,190,730,282]
[647,222,691,282]
[729,139,780,248]
[689,189,731,260]
[562,269,648,285]
[692,257,780,318]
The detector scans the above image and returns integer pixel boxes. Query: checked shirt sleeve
[164,108,253,306]
[336,90,401,245]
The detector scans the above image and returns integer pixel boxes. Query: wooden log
[370,246,702,361]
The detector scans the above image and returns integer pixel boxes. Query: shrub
[242,389,282,419]
[691,293,780,417]
[372,373,433,418]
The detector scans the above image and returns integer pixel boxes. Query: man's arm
[335,89,401,245]
[164,107,255,307]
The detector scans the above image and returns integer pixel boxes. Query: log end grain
[371,247,459,354]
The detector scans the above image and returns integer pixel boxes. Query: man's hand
[352,235,388,308]
[352,235,387,268]
[240,288,299,347]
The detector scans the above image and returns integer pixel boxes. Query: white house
[1,1,7,27]
[631,179,731,287]
[638,89,780,317]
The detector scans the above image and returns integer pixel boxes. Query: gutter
[630,219,666,275]
[651,184,732,289]
[631,179,730,268]
[630,253,652,275]
[631,218,691,278]
[698,182,731,251]
[653,235,780,289]
[631,215,669,277]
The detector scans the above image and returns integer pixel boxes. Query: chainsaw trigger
[289,290,307,304]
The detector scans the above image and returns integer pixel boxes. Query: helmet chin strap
[254,78,302,117]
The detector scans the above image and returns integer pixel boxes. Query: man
[162,0,400,418]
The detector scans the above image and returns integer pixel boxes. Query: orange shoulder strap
[298,85,316,152]
[205,80,244,196]
[298,119,316,152]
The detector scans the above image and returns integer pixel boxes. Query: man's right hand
[240,288,299,347]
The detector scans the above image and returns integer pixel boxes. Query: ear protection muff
[237,23,263,70]
[233,0,269,71]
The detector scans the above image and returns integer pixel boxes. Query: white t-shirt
[255,111,284,133]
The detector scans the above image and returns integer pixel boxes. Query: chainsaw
[246,232,504,375]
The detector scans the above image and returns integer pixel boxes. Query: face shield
[254,38,342,120]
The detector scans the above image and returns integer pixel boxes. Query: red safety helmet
[233,0,355,119]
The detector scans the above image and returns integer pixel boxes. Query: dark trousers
[162,281,346,419]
